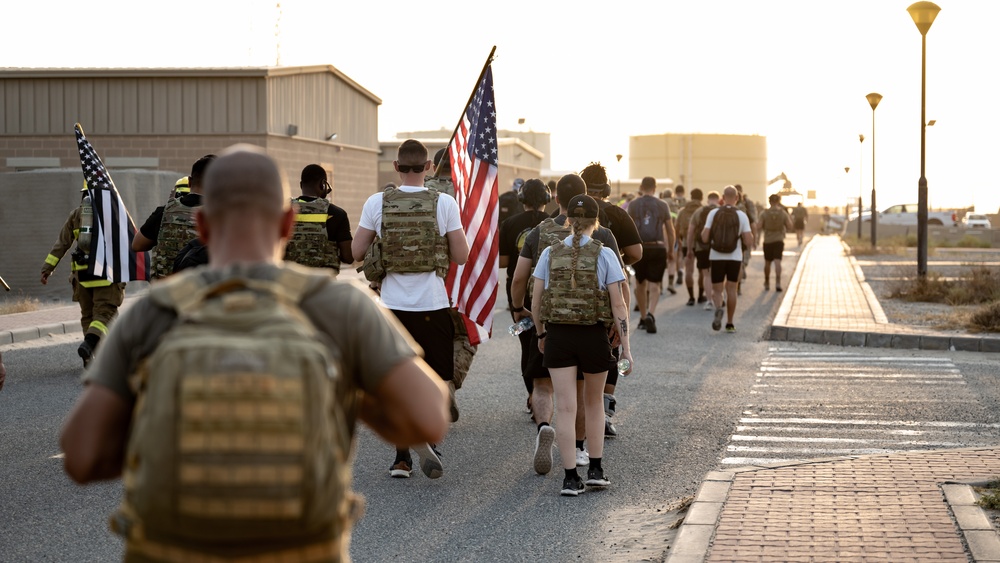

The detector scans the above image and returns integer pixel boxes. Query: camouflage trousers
[450,308,477,390]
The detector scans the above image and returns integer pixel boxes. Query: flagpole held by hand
[434,46,497,179]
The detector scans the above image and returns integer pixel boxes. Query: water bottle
[508,317,534,336]
[617,358,631,375]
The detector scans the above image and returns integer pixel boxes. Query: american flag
[446,63,499,342]
[75,124,150,282]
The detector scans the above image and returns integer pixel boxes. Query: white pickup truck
[859,204,957,226]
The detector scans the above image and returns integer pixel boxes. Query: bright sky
[6,0,997,211]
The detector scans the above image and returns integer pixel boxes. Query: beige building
[0,66,381,300]
[629,133,768,204]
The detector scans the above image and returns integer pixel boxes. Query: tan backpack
[112,265,357,555]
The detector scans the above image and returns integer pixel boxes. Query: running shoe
[726,324,736,334]
[576,448,590,467]
[666,285,677,295]
[603,393,617,417]
[637,316,646,331]
[390,458,412,478]
[763,281,770,291]
[712,308,724,331]
[697,295,708,304]
[413,443,443,479]
[645,314,657,334]
[776,286,783,293]
[585,466,611,487]
[676,271,684,285]
[533,425,556,475]
[703,301,714,311]
[561,473,585,496]
[686,297,696,306]
[605,415,618,438]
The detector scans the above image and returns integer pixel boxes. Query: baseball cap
[513,178,525,191]
[567,194,600,219]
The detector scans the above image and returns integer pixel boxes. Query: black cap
[567,194,600,219]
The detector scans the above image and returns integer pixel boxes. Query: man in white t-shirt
[701,185,755,333]
[353,139,470,479]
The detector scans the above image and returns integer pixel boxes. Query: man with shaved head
[61,144,450,562]
[701,185,755,333]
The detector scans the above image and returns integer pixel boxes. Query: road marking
[731,435,965,447]
[736,425,980,436]
[721,457,796,465]
[739,417,1000,428]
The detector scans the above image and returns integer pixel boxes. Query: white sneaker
[703,301,714,311]
[533,425,555,475]
[575,447,590,467]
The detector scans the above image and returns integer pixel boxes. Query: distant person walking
[791,203,808,247]
[702,186,754,333]
[689,190,720,310]
[676,188,704,305]
[627,177,675,333]
[758,194,794,292]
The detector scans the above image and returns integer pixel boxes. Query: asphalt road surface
[4,247,996,562]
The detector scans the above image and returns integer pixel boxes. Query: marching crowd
[38,139,800,561]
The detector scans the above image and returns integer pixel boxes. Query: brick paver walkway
[706,448,1000,562]
[776,236,887,332]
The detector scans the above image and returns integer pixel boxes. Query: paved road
[20,244,995,561]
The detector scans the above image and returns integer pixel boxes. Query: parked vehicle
[962,213,992,229]
[855,204,957,226]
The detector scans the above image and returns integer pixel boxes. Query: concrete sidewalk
[668,235,1000,563]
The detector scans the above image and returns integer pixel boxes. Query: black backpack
[709,206,741,253]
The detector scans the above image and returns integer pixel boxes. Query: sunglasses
[396,161,427,174]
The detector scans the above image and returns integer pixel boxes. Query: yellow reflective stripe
[45,254,60,266]
[72,262,88,271]
[73,228,80,239]
[88,320,109,335]
[295,213,328,223]
[79,279,113,288]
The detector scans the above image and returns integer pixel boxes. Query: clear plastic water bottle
[508,317,534,336]
[617,358,631,375]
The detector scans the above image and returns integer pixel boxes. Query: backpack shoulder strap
[149,264,325,316]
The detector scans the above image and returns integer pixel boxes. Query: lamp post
[908,1,941,278]
[615,153,623,198]
[866,93,882,247]
[858,134,864,239]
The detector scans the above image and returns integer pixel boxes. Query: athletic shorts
[542,323,614,374]
[710,260,742,284]
[695,249,711,270]
[633,246,667,283]
[794,218,805,230]
[392,308,455,381]
[763,241,785,262]
[523,329,550,381]
[681,246,689,259]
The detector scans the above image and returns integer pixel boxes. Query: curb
[668,447,1000,563]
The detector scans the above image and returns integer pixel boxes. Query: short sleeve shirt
[519,215,624,269]
[597,201,643,251]
[531,235,627,290]
[83,264,420,419]
[358,186,463,311]
[627,195,673,244]
[703,206,752,262]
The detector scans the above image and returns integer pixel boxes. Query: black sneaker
[676,271,684,285]
[726,324,736,334]
[533,425,555,475]
[413,443,443,479]
[697,295,708,304]
[390,458,413,478]
[586,466,611,488]
[686,297,696,306]
[712,308,724,331]
[637,316,646,331]
[561,473,585,496]
[645,314,657,334]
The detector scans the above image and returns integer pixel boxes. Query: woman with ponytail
[530,194,633,496]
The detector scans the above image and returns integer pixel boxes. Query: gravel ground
[853,248,1000,335]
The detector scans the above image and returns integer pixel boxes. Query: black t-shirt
[597,200,642,251]
[499,210,550,304]
[139,193,203,243]
[498,191,520,227]
[295,196,353,243]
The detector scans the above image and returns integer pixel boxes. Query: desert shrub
[968,302,1000,333]
[0,295,40,315]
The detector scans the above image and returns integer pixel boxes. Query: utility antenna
[274,2,283,66]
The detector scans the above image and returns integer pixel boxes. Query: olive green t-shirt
[84,263,420,426]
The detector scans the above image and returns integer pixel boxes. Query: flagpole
[434,45,497,178]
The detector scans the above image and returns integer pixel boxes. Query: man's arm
[742,230,755,249]
[621,243,642,266]
[351,227,377,264]
[446,229,470,265]
[510,256,533,321]
[131,231,155,252]
[337,241,354,265]
[357,357,449,447]
[41,211,78,284]
[60,383,132,483]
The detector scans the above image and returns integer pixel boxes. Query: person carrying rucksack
[61,145,450,563]
[758,194,795,292]
[701,185,755,333]
[626,177,676,334]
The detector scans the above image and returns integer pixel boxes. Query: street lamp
[615,153,623,197]
[866,93,883,247]
[908,1,941,278]
[858,134,864,239]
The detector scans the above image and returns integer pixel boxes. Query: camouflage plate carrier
[113,265,358,562]
[540,239,613,326]
[528,217,572,296]
[380,187,450,278]
[285,197,341,272]
[424,176,455,199]
[152,197,200,279]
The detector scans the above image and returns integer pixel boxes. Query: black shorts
[763,241,785,261]
[523,329,550,380]
[794,218,805,230]
[710,260,742,284]
[542,323,613,374]
[392,308,455,381]
[695,249,711,270]
[633,246,667,283]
